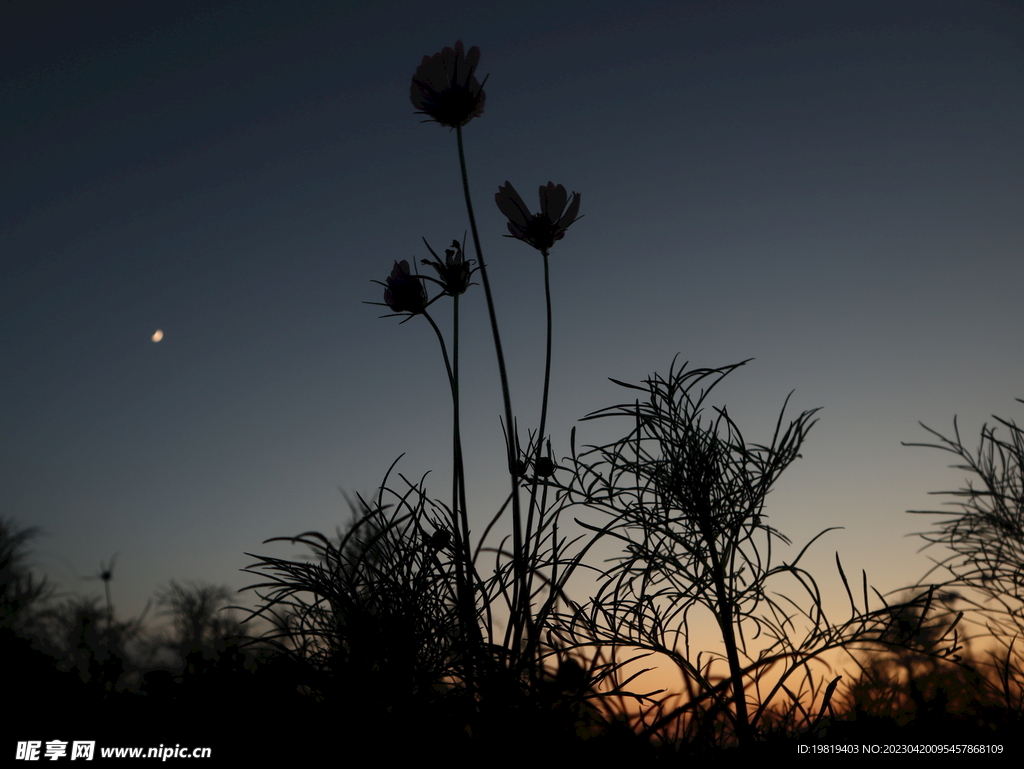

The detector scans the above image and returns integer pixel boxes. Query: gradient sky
[3,0,1022,639]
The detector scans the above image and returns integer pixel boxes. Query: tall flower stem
[454,124,527,655]
[423,310,479,661]
[522,247,554,648]
[422,310,453,386]
[452,295,471,555]
[450,296,475,653]
[422,310,458,534]
[423,303,470,567]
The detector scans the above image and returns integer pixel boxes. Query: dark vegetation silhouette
[6,42,1021,758]
[83,554,118,626]
[2,521,283,753]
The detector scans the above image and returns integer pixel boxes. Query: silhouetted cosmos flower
[495,181,582,252]
[383,260,428,315]
[411,41,487,129]
[421,240,475,296]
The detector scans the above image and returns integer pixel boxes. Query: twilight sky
[2,0,1022,632]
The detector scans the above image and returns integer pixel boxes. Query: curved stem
[455,124,526,654]
[423,314,471,587]
[537,248,554,462]
[422,310,454,389]
[451,296,473,619]
[452,295,470,554]
[525,250,554,539]
[523,248,554,648]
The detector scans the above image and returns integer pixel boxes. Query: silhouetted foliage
[243,492,466,741]
[0,518,49,631]
[155,580,245,668]
[908,403,1024,630]
[42,597,140,695]
[6,37,1021,759]
[554,360,962,748]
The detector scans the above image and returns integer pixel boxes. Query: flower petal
[464,44,481,80]
[495,182,532,229]
[440,46,456,83]
[539,182,568,221]
[557,191,581,230]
